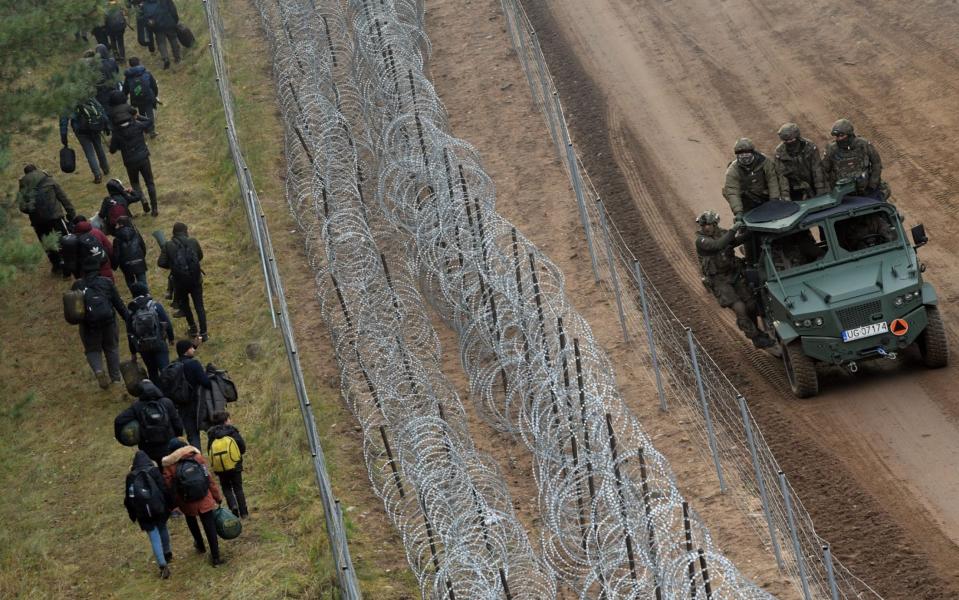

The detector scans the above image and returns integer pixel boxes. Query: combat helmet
[777,122,800,141]
[696,209,720,226]
[831,118,855,137]
[733,138,755,154]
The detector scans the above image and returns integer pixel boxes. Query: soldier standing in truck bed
[821,118,890,200]
[773,122,828,201]
[722,137,788,222]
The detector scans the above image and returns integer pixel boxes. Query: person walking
[60,97,110,183]
[72,215,116,280]
[158,223,207,340]
[162,438,225,566]
[113,216,149,293]
[71,266,130,389]
[115,380,184,463]
[16,165,76,276]
[93,44,121,108]
[123,57,159,136]
[123,450,174,579]
[127,282,175,380]
[104,1,128,62]
[106,89,138,129]
[163,340,212,449]
[98,178,134,236]
[207,411,248,519]
[109,113,158,216]
[142,0,180,70]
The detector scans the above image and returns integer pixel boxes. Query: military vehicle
[743,181,948,397]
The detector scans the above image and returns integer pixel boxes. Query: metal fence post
[597,199,629,344]
[564,141,600,282]
[823,544,840,600]
[778,471,812,600]
[738,395,784,570]
[633,260,667,411]
[687,328,726,492]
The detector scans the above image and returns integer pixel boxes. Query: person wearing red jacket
[72,215,116,280]
[162,438,224,566]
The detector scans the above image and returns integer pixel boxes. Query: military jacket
[696,226,740,277]
[16,170,75,225]
[821,136,882,192]
[722,153,787,215]
[774,138,828,198]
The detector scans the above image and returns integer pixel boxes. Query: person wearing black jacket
[158,223,206,339]
[115,380,184,463]
[109,114,158,216]
[93,44,121,108]
[72,268,131,389]
[172,340,211,449]
[143,0,180,69]
[123,450,174,579]
[106,89,138,129]
[114,216,149,293]
[207,411,248,518]
[127,281,174,380]
[123,57,159,136]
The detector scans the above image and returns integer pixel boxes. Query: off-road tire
[782,340,819,398]
[918,305,949,368]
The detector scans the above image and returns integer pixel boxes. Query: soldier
[821,118,889,200]
[695,210,775,349]
[723,138,788,222]
[773,123,828,201]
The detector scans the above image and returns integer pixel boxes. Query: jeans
[185,510,219,560]
[80,320,121,380]
[217,470,248,517]
[32,218,68,269]
[76,132,109,178]
[175,283,207,335]
[155,30,181,63]
[146,523,171,567]
[140,346,170,382]
[125,159,157,212]
[122,270,149,296]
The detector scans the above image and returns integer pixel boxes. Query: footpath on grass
[0,1,415,597]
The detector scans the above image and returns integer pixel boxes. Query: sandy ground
[516,0,959,597]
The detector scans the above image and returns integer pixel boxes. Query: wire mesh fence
[499,0,884,598]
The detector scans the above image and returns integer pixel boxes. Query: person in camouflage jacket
[773,123,828,201]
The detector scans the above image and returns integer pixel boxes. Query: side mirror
[911,224,928,248]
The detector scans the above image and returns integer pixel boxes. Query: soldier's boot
[733,301,772,348]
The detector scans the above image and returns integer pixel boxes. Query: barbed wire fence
[499,0,884,599]
[201,0,362,597]
[308,0,779,597]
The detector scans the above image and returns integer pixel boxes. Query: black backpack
[132,300,164,353]
[60,234,80,278]
[175,457,210,502]
[128,468,168,521]
[76,100,105,133]
[170,239,201,286]
[115,228,146,272]
[128,72,155,105]
[159,360,192,405]
[136,398,170,444]
[78,232,107,274]
[82,282,114,324]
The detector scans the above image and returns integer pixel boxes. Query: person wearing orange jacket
[161,438,224,566]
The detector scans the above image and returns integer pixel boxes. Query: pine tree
[0,0,103,285]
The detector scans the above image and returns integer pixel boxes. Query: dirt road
[521,0,959,597]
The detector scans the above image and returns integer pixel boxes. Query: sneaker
[159,565,170,579]
[210,556,224,567]
[95,371,110,390]
[93,174,102,184]
[142,203,151,215]
[752,334,776,349]
[151,208,158,217]
[199,332,209,343]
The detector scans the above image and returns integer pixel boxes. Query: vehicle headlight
[894,291,920,307]
[894,296,904,306]
[794,316,823,329]
[814,317,824,326]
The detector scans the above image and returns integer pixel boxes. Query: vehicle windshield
[834,211,899,252]
[768,226,828,273]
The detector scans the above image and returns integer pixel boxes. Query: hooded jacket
[115,382,184,461]
[107,90,138,126]
[123,65,158,107]
[162,445,222,516]
[123,450,173,531]
[109,116,153,166]
[126,296,174,355]
[17,170,75,225]
[207,424,246,472]
[113,225,148,275]
[59,98,110,141]
[73,220,116,279]
[158,232,203,286]
[143,0,179,32]
[94,45,120,106]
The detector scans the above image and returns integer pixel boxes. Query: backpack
[78,231,107,273]
[115,227,146,272]
[208,368,238,402]
[175,457,210,502]
[60,233,80,278]
[128,72,154,105]
[132,300,164,353]
[104,196,131,234]
[82,281,114,324]
[136,399,171,444]
[76,100,105,133]
[170,238,201,286]
[210,436,241,473]
[63,289,86,324]
[128,468,167,521]
[159,360,193,405]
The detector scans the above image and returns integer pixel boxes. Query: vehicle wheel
[918,305,949,368]
[782,340,819,398]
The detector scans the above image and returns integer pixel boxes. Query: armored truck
[743,182,948,397]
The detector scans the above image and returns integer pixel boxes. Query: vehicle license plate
[841,322,888,343]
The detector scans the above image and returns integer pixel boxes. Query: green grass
[0,1,417,597]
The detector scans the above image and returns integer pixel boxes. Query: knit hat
[176,339,195,357]
[130,281,150,298]
[167,438,187,454]
[172,222,188,236]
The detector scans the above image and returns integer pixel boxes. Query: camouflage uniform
[723,153,788,216]
[774,138,828,201]
[821,120,888,199]
[696,224,763,342]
